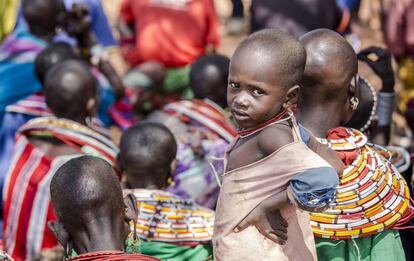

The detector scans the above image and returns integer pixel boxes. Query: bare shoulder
[257,124,294,157]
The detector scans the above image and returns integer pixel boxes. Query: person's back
[120,0,220,67]
[297,29,409,261]
[213,29,340,261]
[49,156,159,261]
[2,60,118,261]
[118,122,215,260]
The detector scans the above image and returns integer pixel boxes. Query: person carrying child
[297,29,411,261]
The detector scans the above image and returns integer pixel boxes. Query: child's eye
[252,89,264,96]
[229,82,240,89]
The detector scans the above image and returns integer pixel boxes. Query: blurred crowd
[0,0,414,260]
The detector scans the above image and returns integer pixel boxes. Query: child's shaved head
[50,156,124,229]
[35,42,79,84]
[44,60,98,122]
[228,29,306,129]
[233,29,306,89]
[119,122,177,189]
[190,54,230,108]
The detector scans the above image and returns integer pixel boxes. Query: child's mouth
[232,109,250,121]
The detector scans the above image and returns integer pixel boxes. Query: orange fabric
[327,127,358,165]
[120,0,220,67]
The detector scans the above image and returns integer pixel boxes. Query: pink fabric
[385,0,414,59]
[213,121,331,261]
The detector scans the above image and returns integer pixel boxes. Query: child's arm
[307,134,344,176]
[234,191,289,245]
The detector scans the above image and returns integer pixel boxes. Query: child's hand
[234,204,288,245]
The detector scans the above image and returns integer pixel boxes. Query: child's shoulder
[257,123,294,156]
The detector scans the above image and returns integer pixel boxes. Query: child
[213,29,341,260]
[49,156,159,260]
[118,122,215,261]
[154,54,235,208]
[190,54,230,108]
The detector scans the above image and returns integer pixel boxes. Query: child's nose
[234,93,249,109]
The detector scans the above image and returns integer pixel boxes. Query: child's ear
[86,97,97,117]
[123,193,138,221]
[116,153,123,172]
[283,85,300,110]
[170,159,177,175]
[48,220,70,250]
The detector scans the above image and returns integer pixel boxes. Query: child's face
[227,52,289,129]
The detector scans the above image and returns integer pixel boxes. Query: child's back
[213,30,339,261]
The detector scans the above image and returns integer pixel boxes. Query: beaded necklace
[237,109,291,138]
[311,128,412,239]
[359,76,378,133]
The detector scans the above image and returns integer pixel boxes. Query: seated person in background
[297,29,410,261]
[213,29,341,261]
[250,0,350,38]
[109,61,174,129]
[3,60,119,261]
[118,122,214,261]
[147,54,237,209]
[0,0,61,121]
[119,0,220,94]
[0,42,115,212]
[0,0,124,122]
[49,156,159,261]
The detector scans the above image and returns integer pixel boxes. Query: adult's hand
[357,47,395,92]
[66,3,91,36]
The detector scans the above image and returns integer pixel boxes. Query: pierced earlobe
[350,96,359,111]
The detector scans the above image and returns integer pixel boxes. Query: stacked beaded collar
[312,128,412,239]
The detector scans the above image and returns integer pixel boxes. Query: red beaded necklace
[237,109,290,138]
[69,251,160,261]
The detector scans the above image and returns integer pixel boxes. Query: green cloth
[316,229,406,261]
[140,241,213,261]
[163,66,193,99]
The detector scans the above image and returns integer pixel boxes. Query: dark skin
[22,0,66,43]
[66,3,125,99]
[48,157,138,255]
[228,44,344,244]
[30,66,98,158]
[191,62,229,108]
[119,157,175,190]
[297,29,359,139]
[49,195,137,255]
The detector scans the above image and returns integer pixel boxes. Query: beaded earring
[350,96,359,110]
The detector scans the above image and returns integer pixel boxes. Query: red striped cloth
[69,251,160,261]
[3,117,118,261]
[5,92,52,117]
[163,99,236,143]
